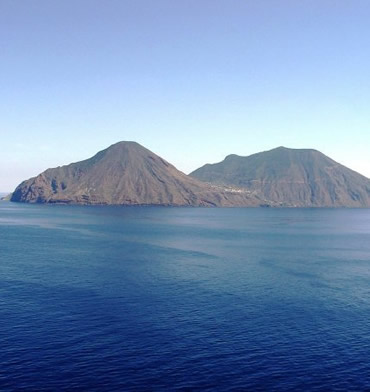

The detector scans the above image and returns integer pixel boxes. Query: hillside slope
[11,142,265,206]
[190,147,370,207]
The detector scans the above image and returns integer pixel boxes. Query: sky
[1,0,370,191]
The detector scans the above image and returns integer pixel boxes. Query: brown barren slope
[11,142,265,206]
[190,147,370,207]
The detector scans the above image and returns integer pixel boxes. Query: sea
[1,200,370,391]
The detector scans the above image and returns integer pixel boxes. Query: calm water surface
[1,202,370,391]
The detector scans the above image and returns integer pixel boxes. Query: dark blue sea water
[1,202,370,391]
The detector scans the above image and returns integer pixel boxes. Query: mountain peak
[103,141,148,154]
[190,147,370,207]
[10,142,370,207]
[270,146,319,154]
[10,142,263,207]
[109,140,142,148]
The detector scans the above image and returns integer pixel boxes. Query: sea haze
[1,202,370,390]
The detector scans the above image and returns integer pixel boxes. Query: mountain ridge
[10,141,266,207]
[190,147,370,207]
[10,143,370,207]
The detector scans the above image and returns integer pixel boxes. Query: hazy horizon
[1,1,370,191]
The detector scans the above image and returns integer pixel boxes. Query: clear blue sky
[1,0,369,191]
